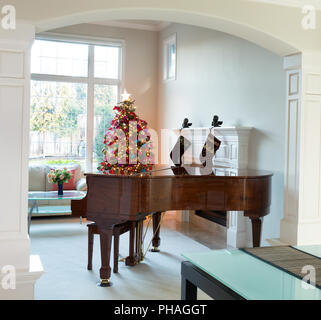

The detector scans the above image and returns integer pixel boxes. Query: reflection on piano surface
[71,165,272,285]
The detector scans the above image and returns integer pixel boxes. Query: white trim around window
[163,33,177,81]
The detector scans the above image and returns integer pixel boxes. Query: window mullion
[31,73,89,84]
[86,45,95,173]
[93,78,120,86]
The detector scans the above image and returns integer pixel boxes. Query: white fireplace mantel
[162,126,253,248]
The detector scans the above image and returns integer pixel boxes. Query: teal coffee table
[181,246,321,300]
[28,191,86,233]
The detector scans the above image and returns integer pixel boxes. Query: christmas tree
[98,92,154,175]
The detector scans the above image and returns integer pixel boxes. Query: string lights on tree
[98,90,154,175]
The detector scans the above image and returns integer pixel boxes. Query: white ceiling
[91,20,171,31]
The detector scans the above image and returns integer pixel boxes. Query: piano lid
[86,164,273,179]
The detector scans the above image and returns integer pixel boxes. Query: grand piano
[72,165,272,285]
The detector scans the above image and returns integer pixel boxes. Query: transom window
[30,37,123,172]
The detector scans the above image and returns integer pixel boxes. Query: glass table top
[293,245,321,258]
[182,246,321,300]
[28,191,86,201]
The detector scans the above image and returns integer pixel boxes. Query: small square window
[163,34,177,81]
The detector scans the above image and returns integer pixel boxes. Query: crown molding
[90,20,171,32]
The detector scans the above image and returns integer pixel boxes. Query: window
[93,84,118,168]
[30,81,87,160]
[30,37,123,172]
[94,46,120,79]
[163,34,177,81]
[31,40,88,77]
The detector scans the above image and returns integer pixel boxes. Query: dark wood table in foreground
[72,165,272,285]
[181,261,244,300]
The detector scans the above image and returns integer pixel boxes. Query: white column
[280,54,301,244]
[0,23,43,299]
[281,51,321,245]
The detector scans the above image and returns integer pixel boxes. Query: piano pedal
[150,247,160,252]
[98,279,113,287]
[135,257,142,264]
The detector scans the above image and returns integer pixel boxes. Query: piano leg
[249,217,262,247]
[136,219,144,262]
[87,224,94,270]
[98,226,113,287]
[151,212,162,252]
[125,221,137,266]
[113,228,120,274]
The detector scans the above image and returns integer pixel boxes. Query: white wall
[158,23,286,244]
[50,23,159,130]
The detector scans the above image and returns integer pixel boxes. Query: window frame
[31,33,125,172]
[163,33,177,81]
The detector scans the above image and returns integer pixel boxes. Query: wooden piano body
[72,165,272,284]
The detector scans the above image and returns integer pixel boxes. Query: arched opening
[26,7,298,298]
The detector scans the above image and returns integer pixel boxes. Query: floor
[30,211,226,300]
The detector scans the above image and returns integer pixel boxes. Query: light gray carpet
[30,217,212,300]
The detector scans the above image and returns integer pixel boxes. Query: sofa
[29,163,87,215]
